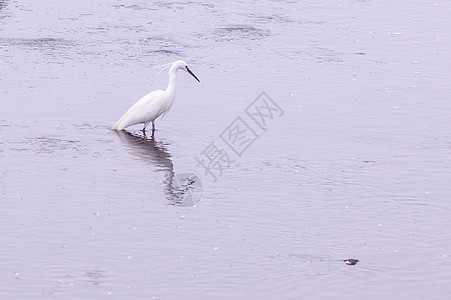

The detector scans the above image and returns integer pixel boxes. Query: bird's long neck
[165,64,178,98]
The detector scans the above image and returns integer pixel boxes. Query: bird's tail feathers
[112,120,122,130]
[112,113,128,130]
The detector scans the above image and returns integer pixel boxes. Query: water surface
[1,0,451,298]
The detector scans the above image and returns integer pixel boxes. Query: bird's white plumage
[113,90,166,130]
[112,60,200,132]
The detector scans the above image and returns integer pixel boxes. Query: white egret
[112,60,200,132]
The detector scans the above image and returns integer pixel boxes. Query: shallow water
[1,0,451,298]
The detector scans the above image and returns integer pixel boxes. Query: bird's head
[174,60,200,82]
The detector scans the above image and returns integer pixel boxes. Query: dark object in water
[344,258,359,265]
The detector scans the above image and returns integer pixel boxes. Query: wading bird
[112,60,200,133]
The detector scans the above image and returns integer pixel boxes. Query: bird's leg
[142,121,151,134]
[151,121,155,138]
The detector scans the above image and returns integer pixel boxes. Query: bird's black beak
[186,66,200,82]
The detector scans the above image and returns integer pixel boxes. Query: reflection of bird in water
[115,130,181,204]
